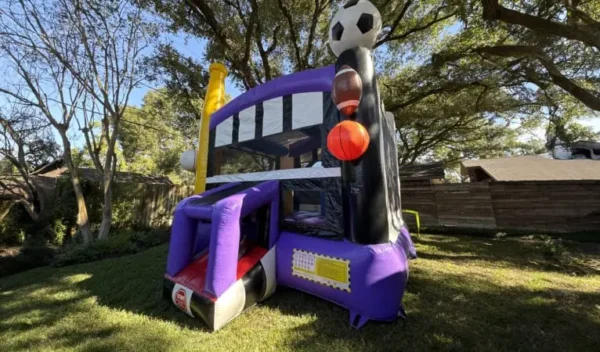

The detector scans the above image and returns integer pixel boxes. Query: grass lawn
[1,234,599,352]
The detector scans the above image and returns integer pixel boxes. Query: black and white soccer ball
[328,0,382,57]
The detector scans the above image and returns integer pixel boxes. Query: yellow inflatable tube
[194,63,228,194]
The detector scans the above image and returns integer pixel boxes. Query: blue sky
[145,29,599,136]
[128,34,243,108]
[2,27,599,152]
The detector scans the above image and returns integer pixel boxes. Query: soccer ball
[328,0,382,57]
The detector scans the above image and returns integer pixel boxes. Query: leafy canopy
[142,0,599,167]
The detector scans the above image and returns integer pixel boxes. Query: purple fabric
[398,225,417,259]
[166,183,241,276]
[276,230,413,323]
[285,211,327,226]
[204,194,244,297]
[210,65,336,129]
[204,180,281,297]
[166,206,197,277]
[193,221,211,256]
[184,203,213,220]
[239,180,279,218]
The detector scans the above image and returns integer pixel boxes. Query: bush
[538,235,573,266]
[53,234,138,267]
[130,229,171,248]
[0,243,56,278]
[0,201,29,245]
[52,228,170,267]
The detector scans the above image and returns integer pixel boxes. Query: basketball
[327,120,370,161]
[332,65,362,116]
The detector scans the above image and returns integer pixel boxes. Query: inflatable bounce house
[164,0,416,331]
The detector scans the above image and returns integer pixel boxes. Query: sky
[128,34,243,108]
[1,14,599,155]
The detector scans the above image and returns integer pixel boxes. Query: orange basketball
[327,120,370,161]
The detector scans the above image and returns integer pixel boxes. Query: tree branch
[481,0,600,50]
[277,0,303,70]
[376,10,456,48]
[379,0,413,44]
[474,45,600,111]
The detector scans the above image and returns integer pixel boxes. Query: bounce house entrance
[242,204,271,250]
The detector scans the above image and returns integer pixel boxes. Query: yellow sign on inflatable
[292,249,351,292]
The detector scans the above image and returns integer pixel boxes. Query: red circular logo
[175,288,187,310]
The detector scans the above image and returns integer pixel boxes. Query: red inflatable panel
[171,246,268,298]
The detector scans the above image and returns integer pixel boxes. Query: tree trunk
[60,132,92,244]
[97,152,116,240]
[97,179,112,240]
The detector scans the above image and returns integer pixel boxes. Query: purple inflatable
[163,1,415,331]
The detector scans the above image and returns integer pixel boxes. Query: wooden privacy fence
[116,184,193,228]
[401,181,600,234]
[114,180,600,233]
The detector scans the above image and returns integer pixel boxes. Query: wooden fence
[112,183,192,228]
[121,180,600,234]
[402,181,600,233]
[127,184,192,228]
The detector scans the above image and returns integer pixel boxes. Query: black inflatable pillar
[335,47,403,245]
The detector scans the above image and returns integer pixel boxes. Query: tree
[0,103,58,221]
[0,2,93,242]
[432,1,600,140]
[145,0,598,167]
[0,0,158,241]
[119,90,197,184]
[145,0,458,89]
[478,0,600,112]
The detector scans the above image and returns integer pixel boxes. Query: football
[328,0,382,57]
[332,65,362,116]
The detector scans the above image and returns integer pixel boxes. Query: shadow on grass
[66,245,206,331]
[263,270,600,351]
[414,235,600,275]
[2,238,599,351]
[0,246,206,351]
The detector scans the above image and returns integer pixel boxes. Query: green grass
[1,235,599,352]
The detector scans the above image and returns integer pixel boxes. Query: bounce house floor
[170,246,268,297]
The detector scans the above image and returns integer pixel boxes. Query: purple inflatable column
[204,194,244,297]
[166,201,197,277]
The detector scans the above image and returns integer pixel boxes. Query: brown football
[331,65,362,116]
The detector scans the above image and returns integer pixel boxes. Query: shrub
[0,201,29,245]
[49,219,68,246]
[53,234,138,267]
[52,228,170,267]
[130,228,170,248]
[0,242,56,278]
[538,235,573,266]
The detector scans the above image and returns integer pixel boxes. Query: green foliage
[0,232,56,277]
[538,235,573,265]
[0,245,55,278]
[143,1,600,166]
[52,229,170,267]
[220,148,274,175]
[129,228,171,248]
[50,219,68,246]
[0,158,15,174]
[16,230,25,244]
[53,235,138,268]
[119,90,197,184]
